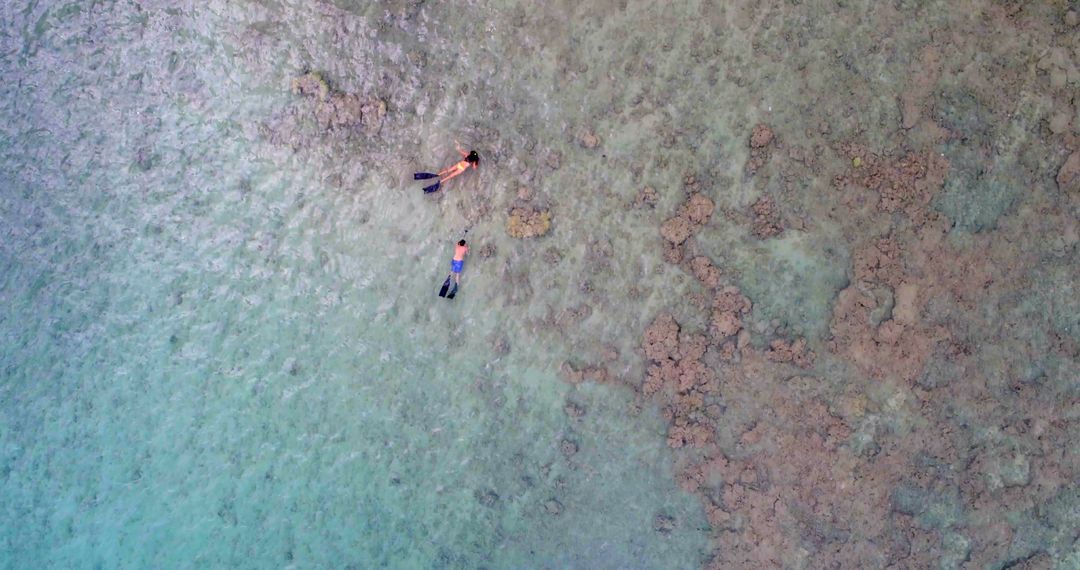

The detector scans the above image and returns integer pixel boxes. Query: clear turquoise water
[4,1,1079,569]
[0,1,709,567]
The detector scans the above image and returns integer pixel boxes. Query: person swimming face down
[413,145,479,193]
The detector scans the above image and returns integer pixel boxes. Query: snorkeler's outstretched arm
[455,139,468,157]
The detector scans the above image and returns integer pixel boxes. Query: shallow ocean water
[1,1,714,567]
[2,1,1078,569]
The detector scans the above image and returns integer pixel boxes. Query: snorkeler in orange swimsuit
[414,141,479,193]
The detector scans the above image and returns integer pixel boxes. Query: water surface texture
[2,1,1078,569]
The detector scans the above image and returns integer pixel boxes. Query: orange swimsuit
[438,152,476,182]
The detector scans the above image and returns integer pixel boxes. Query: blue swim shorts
[451,259,464,273]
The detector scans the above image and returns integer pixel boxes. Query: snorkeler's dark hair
[466,150,479,164]
[458,239,467,246]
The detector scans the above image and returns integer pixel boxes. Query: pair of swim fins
[414,172,441,193]
[438,275,458,299]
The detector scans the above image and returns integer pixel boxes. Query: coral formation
[291,71,386,133]
[834,145,945,223]
[660,193,715,246]
[710,286,751,342]
[688,256,721,289]
[745,123,776,175]
[291,72,330,100]
[634,186,659,208]
[749,123,774,149]
[506,206,552,238]
[639,313,719,449]
[578,130,602,149]
[749,195,783,238]
[559,361,611,385]
[764,337,815,368]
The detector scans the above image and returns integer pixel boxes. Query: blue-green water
[4,1,1079,569]
[0,1,709,567]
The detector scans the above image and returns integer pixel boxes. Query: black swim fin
[414,172,438,180]
[438,276,451,297]
[423,181,441,193]
[446,283,458,299]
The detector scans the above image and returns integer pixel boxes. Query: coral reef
[565,88,1078,564]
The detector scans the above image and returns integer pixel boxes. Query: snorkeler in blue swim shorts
[438,239,469,299]
[451,240,467,282]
